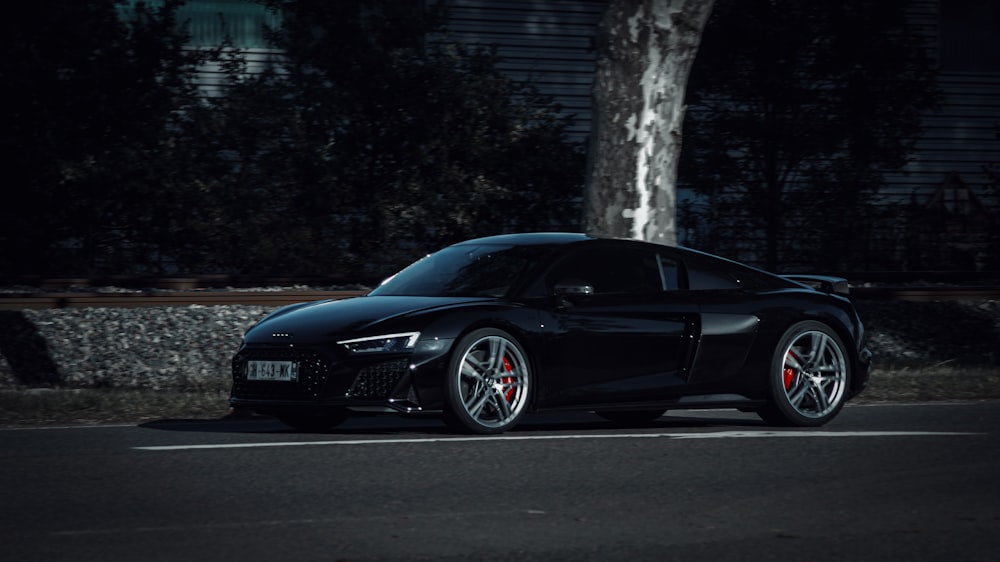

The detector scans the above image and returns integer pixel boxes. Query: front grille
[347,359,409,399]
[232,349,330,400]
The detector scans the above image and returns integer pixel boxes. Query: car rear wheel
[596,410,666,424]
[759,321,850,427]
[277,409,348,432]
[444,328,531,434]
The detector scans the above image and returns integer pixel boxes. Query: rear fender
[783,275,850,297]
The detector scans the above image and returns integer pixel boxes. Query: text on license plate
[246,360,299,382]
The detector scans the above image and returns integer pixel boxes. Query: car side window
[548,248,664,295]
[657,254,680,291]
[687,265,743,290]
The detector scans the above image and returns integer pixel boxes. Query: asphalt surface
[2,402,999,561]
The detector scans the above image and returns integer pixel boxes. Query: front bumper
[230,343,450,414]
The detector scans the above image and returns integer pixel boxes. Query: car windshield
[369,244,548,298]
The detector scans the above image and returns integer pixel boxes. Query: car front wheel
[759,321,850,427]
[444,328,531,434]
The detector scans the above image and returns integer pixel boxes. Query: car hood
[244,295,492,343]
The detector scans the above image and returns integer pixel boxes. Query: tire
[444,328,531,434]
[596,410,666,425]
[277,409,348,432]
[758,321,850,427]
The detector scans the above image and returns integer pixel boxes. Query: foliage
[0,0,585,279]
[984,128,1000,270]
[679,0,940,271]
[0,0,206,275]
[194,0,585,277]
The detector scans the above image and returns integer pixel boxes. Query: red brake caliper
[783,352,798,390]
[501,356,516,402]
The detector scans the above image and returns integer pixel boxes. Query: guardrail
[849,286,1000,301]
[851,286,1000,301]
[1,286,999,309]
[0,290,366,310]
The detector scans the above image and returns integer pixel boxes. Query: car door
[535,244,697,408]
[680,255,764,386]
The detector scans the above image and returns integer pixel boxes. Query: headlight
[338,332,420,354]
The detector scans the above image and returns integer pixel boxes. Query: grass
[854,365,1000,404]
[2,365,998,427]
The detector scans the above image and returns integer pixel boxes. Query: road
[2,402,999,561]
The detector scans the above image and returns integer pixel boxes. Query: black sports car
[231,233,872,433]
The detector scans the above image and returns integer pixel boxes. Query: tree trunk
[584,0,714,246]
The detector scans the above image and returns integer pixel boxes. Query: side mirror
[554,279,595,296]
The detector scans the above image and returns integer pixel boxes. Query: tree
[198,0,586,277]
[0,0,204,276]
[584,0,715,246]
[680,0,939,271]
[0,0,585,278]
[983,124,1000,269]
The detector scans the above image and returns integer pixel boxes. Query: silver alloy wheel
[779,329,848,419]
[448,329,530,433]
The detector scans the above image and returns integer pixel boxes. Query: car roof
[452,232,798,290]
[454,232,716,260]
[454,232,595,247]
[454,232,707,257]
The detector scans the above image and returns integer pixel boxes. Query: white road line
[51,508,545,537]
[133,430,983,451]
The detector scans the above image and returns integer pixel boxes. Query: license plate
[246,360,299,382]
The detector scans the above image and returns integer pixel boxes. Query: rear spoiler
[782,275,850,296]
